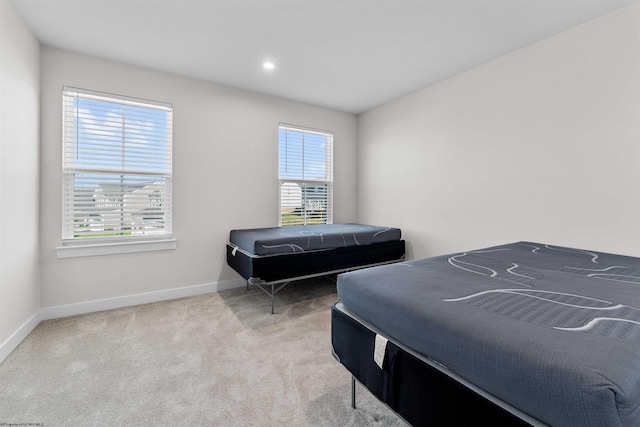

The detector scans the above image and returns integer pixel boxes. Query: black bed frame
[227,240,405,313]
[331,303,546,426]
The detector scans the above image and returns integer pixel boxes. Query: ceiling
[10,0,637,114]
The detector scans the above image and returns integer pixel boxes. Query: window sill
[55,238,177,259]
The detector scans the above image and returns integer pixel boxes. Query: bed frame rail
[247,257,404,314]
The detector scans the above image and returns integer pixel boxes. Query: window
[62,87,173,243]
[278,124,333,226]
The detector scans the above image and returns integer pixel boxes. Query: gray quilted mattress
[337,241,640,427]
[229,223,402,256]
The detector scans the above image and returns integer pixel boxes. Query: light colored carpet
[0,278,405,426]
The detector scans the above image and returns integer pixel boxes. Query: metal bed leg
[250,279,291,314]
[352,376,356,409]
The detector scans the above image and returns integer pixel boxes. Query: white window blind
[62,87,173,241]
[278,124,333,226]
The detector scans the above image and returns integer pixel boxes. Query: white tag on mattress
[232,246,237,256]
[374,334,388,369]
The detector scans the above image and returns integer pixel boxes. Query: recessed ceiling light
[263,61,276,70]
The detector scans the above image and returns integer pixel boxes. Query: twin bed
[226,223,405,313]
[332,241,640,426]
[227,226,640,425]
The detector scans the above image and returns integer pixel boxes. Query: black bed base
[227,240,405,313]
[331,303,544,427]
[227,240,405,283]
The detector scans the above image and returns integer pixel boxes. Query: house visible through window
[278,124,333,226]
[62,87,173,241]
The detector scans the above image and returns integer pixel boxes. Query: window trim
[55,238,176,259]
[58,86,174,256]
[278,123,333,226]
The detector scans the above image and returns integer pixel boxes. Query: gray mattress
[337,241,640,427]
[229,223,402,256]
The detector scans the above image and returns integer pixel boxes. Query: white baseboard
[0,278,246,364]
[40,278,246,320]
[0,310,42,364]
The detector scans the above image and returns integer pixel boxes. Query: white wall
[358,3,640,259]
[0,0,41,353]
[39,47,358,309]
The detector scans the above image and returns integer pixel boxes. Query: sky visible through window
[278,128,327,180]
[72,96,169,178]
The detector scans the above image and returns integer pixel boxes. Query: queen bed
[331,241,640,426]
[226,223,405,313]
